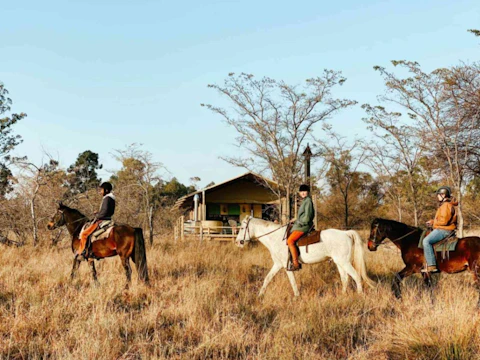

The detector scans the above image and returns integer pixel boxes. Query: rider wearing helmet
[287,184,315,271]
[422,186,458,273]
[77,182,116,258]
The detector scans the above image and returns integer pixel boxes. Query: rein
[372,223,418,247]
[241,217,288,243]
[389,229,419,243]
[57,210,88,234]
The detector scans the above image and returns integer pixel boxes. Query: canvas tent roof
[172,172,279,211]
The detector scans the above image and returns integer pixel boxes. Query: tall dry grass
[1,235,480,359]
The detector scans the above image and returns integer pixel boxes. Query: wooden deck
[174,216,238,242]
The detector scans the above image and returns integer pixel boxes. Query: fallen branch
[0,234,24,247]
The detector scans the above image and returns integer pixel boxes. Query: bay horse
[368,218,480,302]
[47,202,149,287]
[236,216,375,296]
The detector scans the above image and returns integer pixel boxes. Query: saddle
[286,225,322,253]
[418,229,458,259]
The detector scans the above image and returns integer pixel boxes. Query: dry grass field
[1,233,480,359]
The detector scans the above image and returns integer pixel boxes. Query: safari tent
[173,172,287,241]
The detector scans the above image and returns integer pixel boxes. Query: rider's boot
[287,244,302,271]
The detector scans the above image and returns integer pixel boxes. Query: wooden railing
[174,217,239,242]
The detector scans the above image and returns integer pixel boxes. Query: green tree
[66,150,102,195]
[160,177,195,205]
[0,82,26,196]
[468,29,480,37]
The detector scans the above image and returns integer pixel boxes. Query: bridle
[238,217,288,245]
[51,209,87,233]
[370,223,418,248]
[52,210,66,228]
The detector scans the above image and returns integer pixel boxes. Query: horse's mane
[250,217,283,229]
[61,205,88,220]
[373,218,420,232]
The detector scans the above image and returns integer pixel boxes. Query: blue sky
[1,0,478,187]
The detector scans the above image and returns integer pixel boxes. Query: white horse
[235,216,375,296]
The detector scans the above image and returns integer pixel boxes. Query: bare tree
[202,72,356,222]
[15,156,61,246]
[317,132,368,229]
[112,144,164,245]
[362,105,424,225]
[373,60,480,236]
[364,141,405,221]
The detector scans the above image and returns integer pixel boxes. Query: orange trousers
[78,221,101,255]
[287,231,304,265]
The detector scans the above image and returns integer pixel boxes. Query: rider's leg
[287,231,304,271]
[78,221,99,256]
[422,229,451,270]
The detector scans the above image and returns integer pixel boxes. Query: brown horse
[368,218,480,303]
[47,202,149,287]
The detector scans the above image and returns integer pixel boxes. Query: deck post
[180,215,185,241]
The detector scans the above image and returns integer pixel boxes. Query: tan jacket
[433,199,458,231]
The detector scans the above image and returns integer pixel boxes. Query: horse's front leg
[392,266,413,299]
[88,259,98,284]
[285,270,300,297]
[470,261,480,308]
[122,257,132,289]
[258,263,282,297]
[71,256,81,279]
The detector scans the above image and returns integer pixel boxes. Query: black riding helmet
[436,186,451,198]
[299,184,310,192]
[99,181,113,193]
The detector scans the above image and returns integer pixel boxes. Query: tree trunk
[31,184,39,247]
[456,185,464,237]
[148,205,154,246]
[285,187,291,224]
[408,172,418,227]
[344,193,349,229]
[398,197,402,222]
[412,199,419,227]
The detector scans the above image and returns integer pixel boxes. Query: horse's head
[235,216,253,248]
[367,218,387,251]
[47,201,67,230]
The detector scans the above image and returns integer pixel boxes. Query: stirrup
[421,265,439,273]
[287,262,302,271]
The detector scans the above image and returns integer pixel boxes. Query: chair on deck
[228,219,238,235]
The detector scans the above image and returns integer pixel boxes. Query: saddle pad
[417,230,458,252]
[92,225,115,242]
[80,221,115,243]
[433,239,458,252]
[297,230,321,247]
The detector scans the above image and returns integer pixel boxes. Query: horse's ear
[57,201,64,209]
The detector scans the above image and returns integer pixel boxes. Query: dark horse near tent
[368,218,480,303]
[47,202,149,287]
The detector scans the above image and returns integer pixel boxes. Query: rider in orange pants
[287,230,305,270]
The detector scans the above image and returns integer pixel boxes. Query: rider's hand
[426,220,433,227]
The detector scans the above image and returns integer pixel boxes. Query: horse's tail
[346,230,375,288]
[132,227,149,283]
